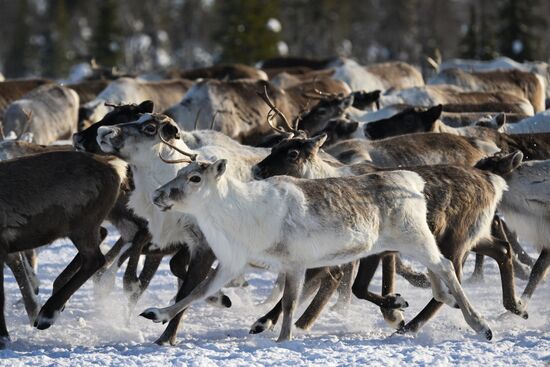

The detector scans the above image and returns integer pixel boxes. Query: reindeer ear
[78,107,93,122]
[495,113,506,130]
[211,159,227,179]
[339,94,354,110]
[344,121,359,134]
[309,133,327,150]
[139,100,154,113]
[161,121,180,140]
[424,105,443,121]
[502,150,523,173]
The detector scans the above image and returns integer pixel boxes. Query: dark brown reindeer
[363,105,443,140]
[251,132,527,336]
[0,151,125,348]
[296,89,381,136]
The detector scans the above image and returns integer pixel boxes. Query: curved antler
[158,151,193,164]
[157,118,198,161]
[104,101,127,109]
[257,85,296,134]
[210,111,219,130]
[193,108,203,130]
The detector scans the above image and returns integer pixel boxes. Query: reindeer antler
[104,101,127,109]
[157,117,198,163]
[210,111,219,130]
[302,77,342,100]
[193,108,203,130]
[257,85,296,134]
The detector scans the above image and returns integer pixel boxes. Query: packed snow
[0,226,548,366]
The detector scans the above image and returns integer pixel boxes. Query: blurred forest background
[0,0,549,79]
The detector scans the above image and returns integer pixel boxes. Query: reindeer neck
[131,143,193,192]
[303,155,346,179]
[432,120,457,134]
[200,177,280,224]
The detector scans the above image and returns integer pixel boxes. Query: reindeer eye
[142,124,157,135]
[288,150,299,160]
[189,175,201,183]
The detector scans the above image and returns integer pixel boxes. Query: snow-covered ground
[0,227,548,366]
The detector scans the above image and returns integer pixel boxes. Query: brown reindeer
[0,151,125,348]
[250,133,526,336]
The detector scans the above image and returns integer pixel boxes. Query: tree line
[0,0,548,79]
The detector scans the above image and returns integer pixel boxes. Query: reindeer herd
[0,56,549,348]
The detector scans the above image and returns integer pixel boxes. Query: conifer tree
[214,0,281,64]
[92,0,122,67]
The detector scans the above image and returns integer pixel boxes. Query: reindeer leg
[35,229,105,330]
[493,215,532,280]
[399,254,464,334]
[295,266,343,330]
[277,269,304,342]
[419,254,491,340]
[52,254,82,294]
[469,254,485,283]
[22,250,39,295]
[6,253,40,324]
[380,254,406,329]
[473,239,527,318]
[260,273,284,305]
[140,260,244,328]
[395,255,430,288]
[94,237,127,282]
[153,248,226,346]
[521,249,550,305]
[332,262,356,311]
[153,247,191,346]
[353,255,409,312]
[0,248,9,349]
[136,254,163,298]
[123,229,151,306]
[250,267,326,334]
[499,216,534,267]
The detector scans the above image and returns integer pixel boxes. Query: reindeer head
[474,150,523,176]
[316,118,359,146]
[364,105,442,140]
[74,100,154,153]
[152,159,227,212]
[96,113,195,165]
[252,134,327,180]
[298,93,354,135]
[474,113,506,132]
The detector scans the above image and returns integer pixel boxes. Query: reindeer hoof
[221,295,232,308]
[154,337,178,346]
[508,299,529,319]
[139,308,166,323]
[382,308,406,330]
[385,293,409,309]
[205,295,232,308]
[483,328,493,341]
[34,308,60,330]
[249,318,273,334]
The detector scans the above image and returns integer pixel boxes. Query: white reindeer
[144,159,497,342]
